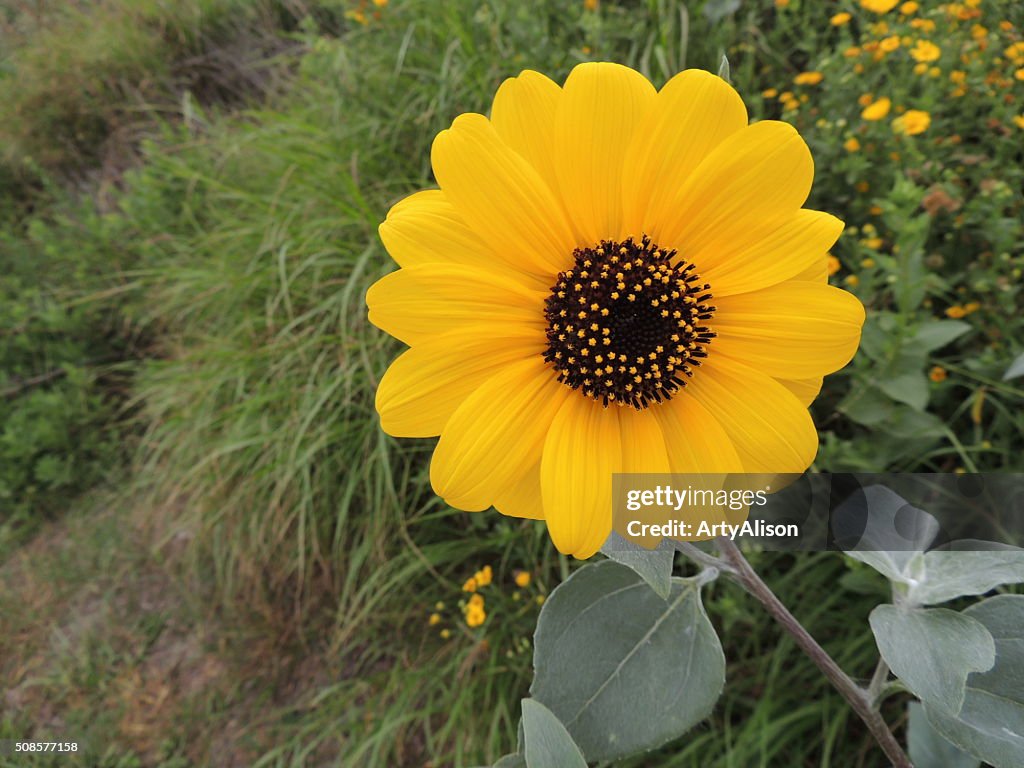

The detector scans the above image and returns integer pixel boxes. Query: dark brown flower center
[542,235,715,410]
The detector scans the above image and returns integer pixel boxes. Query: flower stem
[868,658,892,708]
[714,537,912,768]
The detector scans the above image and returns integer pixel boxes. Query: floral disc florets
[542,235,715,410]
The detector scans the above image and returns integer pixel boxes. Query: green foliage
[520,699,588,768]
[0,194,136,553]
[907,701,979,768]
[530,561,724,761]
[870,605,995,715]
[925,595,1024,768]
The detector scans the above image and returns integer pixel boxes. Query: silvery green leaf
[908,550,1024,605]
[869,605,995,715]
[1003,352,1024,381]
[925,595,1024,768]
[601,533,674,599]
[703,0,741,25]
[493,755,526,768]
[836,485,938,581]
[716,53,731,82]
[521,700,587,768]
[908,701,979,768]
[531,560,724,761]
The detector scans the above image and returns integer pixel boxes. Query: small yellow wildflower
[862,97,892,120]
[372,0,388,6]
[844,137,862,152]
[435,601,445,610]
[845,46,863,57]
[869,205,884,215]
[858,93,875,106]
[1005,42,1024,64]
[910,40,941,62]
[536,595,546,605]
[964,301,981,314]
[945,305,968,319]
[346,9,368,24]
[468,593,484,609]
[831,12,852,25]
[473,565,493,587]
[871,21,891,36]
[999,21,1014,32]
[856,180,871,193]
[928,67,941,77]
[462,577,478,593]
[880,36,901,53]
[514,570,532,588]
[950,70,967,84]
[844,275,861,287]
[861,258,877,268]
[1015,68,1024,81]
[584,0,599,9]
[775,0,790,7]
[971,24,988,39]
[794,71,824,85]
[827,255,842,276]
[893,110,931,136]
[913,63,929,75]
[762,88,778,98]
[929,366,948,383]
[440,628,452,639]
[863,237,884,249]
[465,602,486,628]
[861,0,899,14]
[429,613,442,626]
[1014,115,1024,130]
[899,1,919,13]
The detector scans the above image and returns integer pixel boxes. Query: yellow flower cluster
[462,564,493,592]
[945,302,981,319]
[465,593,486,627]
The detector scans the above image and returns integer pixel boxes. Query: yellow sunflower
[367,63,864,558]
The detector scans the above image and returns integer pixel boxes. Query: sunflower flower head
[368,64,864,558]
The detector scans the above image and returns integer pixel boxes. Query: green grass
[1,0,1023,765]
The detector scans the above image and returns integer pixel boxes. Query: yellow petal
[650,121,814,259]
[553,62,657,244]
[653,391,743,473]
[366,264,544,346]
[777,377,823,407]
[493,462,545,520]
[379,190,550,292]
[711,281,866,378]
[790,254,830,283]
[432,113,575,276]
[491,70,563,195]
[541,394,622,558]
[431,358,569,511]
[622,69,748,235]
[701,210,843,296]
[685,355,819,473]
[376,326,544,437]
[618,406,670,474]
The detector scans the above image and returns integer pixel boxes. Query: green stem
[714,537,912,768]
